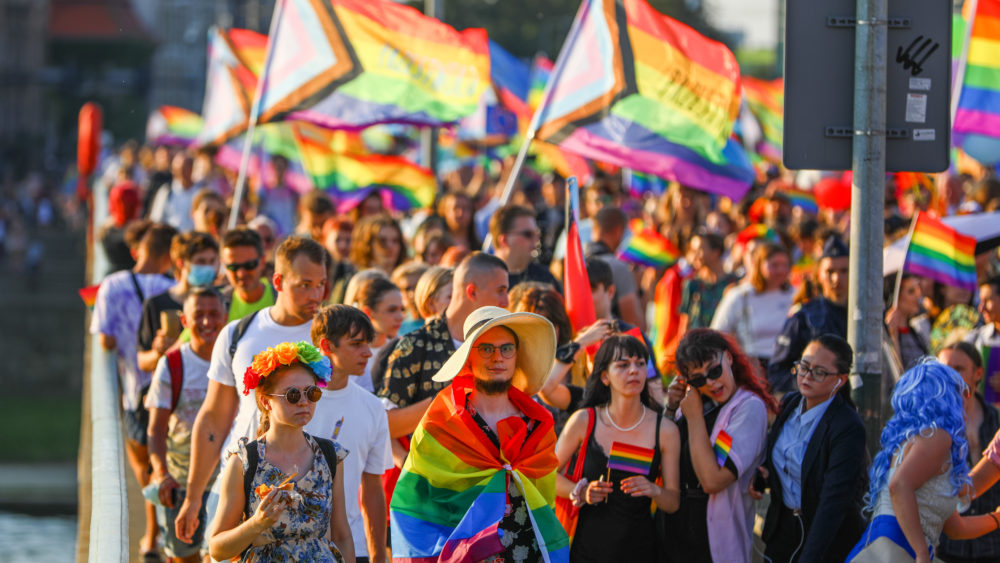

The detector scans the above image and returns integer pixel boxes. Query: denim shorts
[122,385,150,445]
[155,488,210,559]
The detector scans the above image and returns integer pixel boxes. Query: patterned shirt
[379,315,456,408]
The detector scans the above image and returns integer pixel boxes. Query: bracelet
[569,478,588,506]
[990,512,1000,531]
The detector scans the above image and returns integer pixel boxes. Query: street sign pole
[848,0,888,453]
[421,0,443,178]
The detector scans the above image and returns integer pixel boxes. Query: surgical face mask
[187,264,217,287]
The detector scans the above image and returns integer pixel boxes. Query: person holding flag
[554,335,679,561]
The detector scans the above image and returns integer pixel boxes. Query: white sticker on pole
[905,93,928,123]
[913,129,936,141]
[909,77,931,91]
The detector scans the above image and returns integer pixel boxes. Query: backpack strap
[129,271,145,303]
[313,436,339,482]
[229,310,260,360]
[166,348,184,413]
[242,439,261,521]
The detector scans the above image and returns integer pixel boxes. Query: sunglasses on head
[474,343,517,359]
[684,355,725,388]
[225,258,260,272]
[267,385,323,404]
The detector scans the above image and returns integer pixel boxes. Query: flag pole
[891,212,919,310]
[951,0,978,124]
[228,0,285,229]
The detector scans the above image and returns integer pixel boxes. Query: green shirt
[228,280,275,322]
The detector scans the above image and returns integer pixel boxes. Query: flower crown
[243,341,332,395]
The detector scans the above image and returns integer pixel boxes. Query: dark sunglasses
[684,358,724,388]
[225,258,260,272]
[474,343,517,359]
[267,385,322,404]
[510,229,540,240]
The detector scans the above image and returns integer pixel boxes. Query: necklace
[604,406,646,432]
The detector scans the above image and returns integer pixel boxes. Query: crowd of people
[87,139,1000,563]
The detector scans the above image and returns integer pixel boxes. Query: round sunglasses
[267,385,323,404]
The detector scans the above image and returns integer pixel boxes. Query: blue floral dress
[237,435,342,562]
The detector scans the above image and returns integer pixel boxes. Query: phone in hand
[160,310,182,340]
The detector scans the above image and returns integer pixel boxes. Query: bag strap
[229,310,260,360]
[242,440,261,521]
[313,436,339,481]
[166,348,184,413]
[129,271,145,303]
[568,408,596,482]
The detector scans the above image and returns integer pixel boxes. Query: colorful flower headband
[243,341,332,395]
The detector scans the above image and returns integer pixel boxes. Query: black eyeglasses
[684,357,724,388]
[267,385,323,404]
[792,361,835,381]
[225,258,260,272]
[510,229,540,240]
[474,343,517,359]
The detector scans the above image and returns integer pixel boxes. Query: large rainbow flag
[533,0,754,199]
[255,0,490,131]
[390,375,569,562]
[145,106,203,146]
[742,77,784,163]
[954,0,1000,138]
[291,123,436,211]
[903,212,978,293]
[198,27,267,146]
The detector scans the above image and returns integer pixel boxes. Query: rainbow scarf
[390,375,569,563]
[534,0,753,199]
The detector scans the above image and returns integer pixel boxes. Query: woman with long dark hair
[555,335,679,562]
[660,328,777,563]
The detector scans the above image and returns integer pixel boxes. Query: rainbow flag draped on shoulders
[534,0,754,199]
[390,375,569,563]
[903,212,977,293]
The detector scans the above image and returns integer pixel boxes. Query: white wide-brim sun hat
[431,306,556,396]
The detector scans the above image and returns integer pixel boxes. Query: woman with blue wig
[847,360,1000,562]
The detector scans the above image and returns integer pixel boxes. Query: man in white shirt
[307,305,393,563]
[173,236,329,544]
[150,152,199,232]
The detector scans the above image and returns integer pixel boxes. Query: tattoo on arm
[208,433,214,442]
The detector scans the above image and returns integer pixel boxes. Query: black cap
[821,235,849,259]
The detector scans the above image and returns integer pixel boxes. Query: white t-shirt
[145,343,211,484]
[355,343,384,394]
[149,179,198,232]
[304,381,393,558]
[89,270,175,410]
[207,308,314,462]
[710,283,795,358]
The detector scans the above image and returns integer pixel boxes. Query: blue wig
[865,359,971,513]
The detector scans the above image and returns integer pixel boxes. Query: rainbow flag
[903,212,978,292]
[256,0,490,132]
[198,27,267,146]
[534,0,754,199]
[624,170,668,197]
[489,40,531,120]
[145,106,202,146]
[607,441,656,475]
[714,429,733,467]
[528,55,554,113]
[390,375,569,562]
[742,77,784,162]
[291,123,435,211]
[619,221,679,269]
[779,187,818,215]
[954,0,1000,138]
[736,224,780,247]
[79,284,100,308]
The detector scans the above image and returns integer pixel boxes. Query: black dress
[570,411,662,563]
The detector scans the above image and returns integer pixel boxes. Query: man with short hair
[146,288,227,563]
[296,190,336,241]
[491,204,561,291]
[965,277,1000,399]
[769,236,851,393]
[150,152,199,232]
[174,236,329,544]
[90,222,177,556]
[586,206,645,331]
[380,251,510,438]
[389,306,568,561]
[220,227,274,322]
[307,305,393,563]
[137,231,220,373]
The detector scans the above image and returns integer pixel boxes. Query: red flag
[563,177,596,333]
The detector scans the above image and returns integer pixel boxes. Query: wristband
[990,512,1000,531]
[569,478,588,506]
[556,342,581,365]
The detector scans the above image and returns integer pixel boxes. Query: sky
[705,0,780,50]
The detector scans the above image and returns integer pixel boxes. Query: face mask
[187,264,217,287]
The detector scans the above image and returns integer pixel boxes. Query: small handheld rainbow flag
[714,429,733,467]
[779,188,819,215]
[79,284,100,308]
[736,224,780,247]
[608,441,656,475]
[619,220,680,269]
[903,212,977,293]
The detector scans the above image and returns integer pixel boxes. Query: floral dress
[238,435,342,562]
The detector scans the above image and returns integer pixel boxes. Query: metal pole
[848,0,888,454]
[421,0,443,179]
